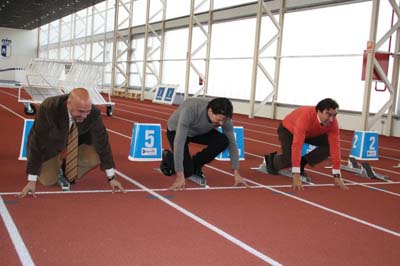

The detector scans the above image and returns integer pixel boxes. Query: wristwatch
[333,174,341,178]
[107,175,116,182]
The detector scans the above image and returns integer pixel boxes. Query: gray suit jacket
[26,94,114,175]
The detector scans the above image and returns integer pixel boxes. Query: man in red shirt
[265,98,348,191]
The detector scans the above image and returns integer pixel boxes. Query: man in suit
[18,88,125,198]
[264,98,348,191]
[161,97,248,190]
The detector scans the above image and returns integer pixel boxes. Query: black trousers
[273,123,330,171]
[167,129,229,177]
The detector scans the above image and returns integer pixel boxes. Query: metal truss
[140,0,167,100]
[89,1,110,89]
[249,0,285,118]
[72,9,90,60]
[361,0,400,136]
[59,16,73,60]
[111,0,133,91]
[89,2,108,62]
[184,0,214,99]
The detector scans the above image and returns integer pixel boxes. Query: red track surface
[1,87,400,266]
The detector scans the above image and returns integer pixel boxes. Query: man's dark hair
[316,98,339,112]
[207,97,233,118]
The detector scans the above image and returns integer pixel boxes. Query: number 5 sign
[129,123,162,161]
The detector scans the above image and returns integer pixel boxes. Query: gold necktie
[65,122,78,182]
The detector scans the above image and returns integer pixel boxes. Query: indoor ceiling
[0,0,104,30]
[0,0,365,31]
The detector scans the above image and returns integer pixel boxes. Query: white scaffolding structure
[249,0,285,119]
[89,1,110,91]
[140,0,167,100]
[184,0,214,99]
[361,0,400,136]
[111,0,134,93]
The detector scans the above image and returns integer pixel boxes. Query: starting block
[216,126,245,161]
[341,157,389,181]
[187,174,208,187]
[252,159,313,184]
[128,123,162,161]
[153,167,209,187]
[19,119,34,160]
[341,130,388,181]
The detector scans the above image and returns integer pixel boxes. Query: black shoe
[160,149,175,176]
[265,152,279,175]
[193,166,204,179]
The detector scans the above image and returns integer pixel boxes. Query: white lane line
[0,196,34,266]
[252,179,400,238]
[115,169,283,266]
[306,168,400,197]
[0,103,26,120]
[0,185,264,196]
[208,165,400,238]
[2,180,399,196]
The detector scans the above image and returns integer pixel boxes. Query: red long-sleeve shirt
[282,106,341,173]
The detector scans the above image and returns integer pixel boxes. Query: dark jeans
[272,123,330,171]
[167,129,229,177]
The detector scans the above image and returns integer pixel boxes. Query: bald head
[67,88,92,123]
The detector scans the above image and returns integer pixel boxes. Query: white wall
[0,27,37,86]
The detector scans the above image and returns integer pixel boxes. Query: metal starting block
[187,174,208,187]
[153,168,208,187]
[252,161,313,184]
[341,157,389,181]
[57,170,71,191]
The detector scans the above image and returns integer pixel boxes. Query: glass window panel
[48,21,59,44]
[93,11,106,34]
[60,22,72,42]
[282,3,371,56]
[278,56,367,111]
[60,47,71,60]
[39,25,49,46]
[166,0,190,20]
[211,18,255,58]
[162,61,186,93]
[208,59,253,100]
[164,28,188,59]
[95,1,107,12]
[49,49,58,59]
[214,0,254,9]
[132,0,146,26]
[106,8,115,32]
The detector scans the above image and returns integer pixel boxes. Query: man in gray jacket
[162,97,248,190]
